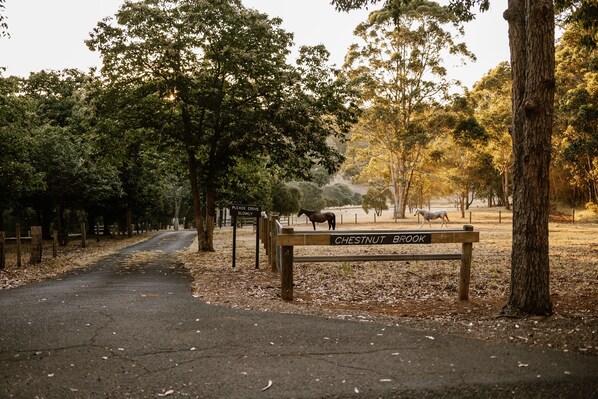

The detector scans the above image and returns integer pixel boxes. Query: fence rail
[258,221,479,303]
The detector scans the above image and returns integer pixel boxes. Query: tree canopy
[343,0,473,218]
[86,0,358,250]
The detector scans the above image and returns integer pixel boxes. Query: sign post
[230,204,261,269]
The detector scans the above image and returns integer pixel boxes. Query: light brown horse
[413,208,450,228]
[298,208,336,230]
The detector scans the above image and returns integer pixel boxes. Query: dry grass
[182,209,597,355]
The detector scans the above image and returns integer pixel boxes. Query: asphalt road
[0,230,596,398]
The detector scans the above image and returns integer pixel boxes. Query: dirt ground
[182,208,597,357]
[1,210,596,358]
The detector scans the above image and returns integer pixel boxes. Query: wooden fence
[0,222,147,269]
[260,220,479,302]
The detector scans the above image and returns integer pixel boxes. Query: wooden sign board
[230,204,261,269]
[230,204,261,217]
[330,233,432,245]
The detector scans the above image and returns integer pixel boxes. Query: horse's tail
[332,213,336,230]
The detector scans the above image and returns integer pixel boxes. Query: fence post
[16,224,22,268]
[0,232,5,269]
[30,226,43,264]
[281,227,294,301]
[270,217,279,272]
[459,225,474,301]
[469,212,472,224]
[572,209,575,224]
[355,213,357,224]
[96,221,100,243]
[374,213,376,223]
[81,223,86,248]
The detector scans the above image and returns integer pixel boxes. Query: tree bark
[186,147,203,250]
[201,183,216,252]
[181,103,205,251]
[502,0,554,316]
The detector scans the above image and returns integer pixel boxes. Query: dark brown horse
[298,208,336,230]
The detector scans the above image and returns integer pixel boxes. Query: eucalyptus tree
[88,0,357,251]
[553,24,597,206]
[343,0,473,218]
[333,0,558,316]
[469,62,513,209]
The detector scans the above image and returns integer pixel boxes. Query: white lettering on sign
[333,235,387,245]
[392,234,428,244]
[236,211,257,216]
[230,204,261,217]
[330,233,431,245]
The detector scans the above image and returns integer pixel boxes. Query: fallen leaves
[0,234,153,290]
[182,220,597,356]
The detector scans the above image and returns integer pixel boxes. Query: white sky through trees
[0,0,508,89]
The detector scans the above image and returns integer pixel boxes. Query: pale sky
[0,0,509,89]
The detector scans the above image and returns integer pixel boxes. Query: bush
[585,201,598,214]
[322,183,361,207]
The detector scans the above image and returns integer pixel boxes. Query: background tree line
[1,0,362,248]
[340,2,596,218]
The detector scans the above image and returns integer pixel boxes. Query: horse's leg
[312,221,316,231]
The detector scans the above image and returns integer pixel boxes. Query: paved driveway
[0,231,595,398]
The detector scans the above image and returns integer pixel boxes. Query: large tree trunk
[181,103,205,251]
[389,153,401,219]
[502,0,554,316]
[186,148,204,251]
[201,183,216,252]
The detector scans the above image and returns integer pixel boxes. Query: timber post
[30,226,43,264]
[459,224,474,301]
[281,226,294,301]
[264,217,270,253]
